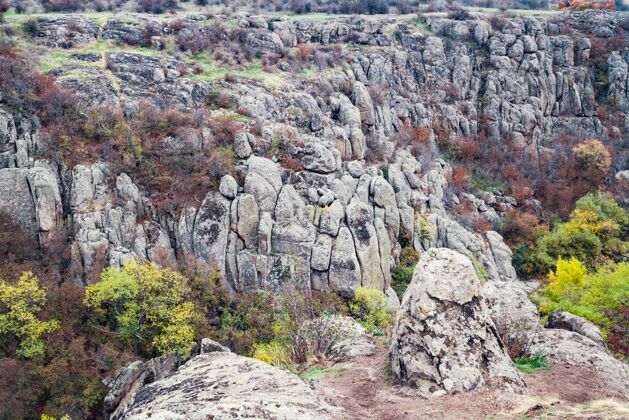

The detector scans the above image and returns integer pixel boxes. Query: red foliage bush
[558,0,615,10]
[501,210,545,247]
[451,166,470,190]
[0,211,40,263]
[295,45,313,62]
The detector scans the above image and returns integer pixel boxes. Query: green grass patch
[300,366,349,380]
[282,13,344,21]
[470,175,508,193]
[224,20,239,28]
[514,355,550,374]
[466,7,560,16]
[297,64,318,77]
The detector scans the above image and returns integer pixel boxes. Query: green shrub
[21,19,39,37]
[391,246,419,300]
[512,244,548,279]
[252,340,291,367]
[213,290,276,356]
[392,265,415,301]
[514,355,550,374]
[216,288,345,365]
[349,288,392,336]
[0,272,60,359]
[84,261,196,357]
[539,258,628,355]
[414,215,434,241]
[523,193,628,277]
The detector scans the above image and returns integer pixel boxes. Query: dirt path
[310,338,629,419]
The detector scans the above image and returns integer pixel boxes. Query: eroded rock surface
[389,248,524,395]
[121,352,338,419]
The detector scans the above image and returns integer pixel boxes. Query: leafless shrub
[493,317,539,359]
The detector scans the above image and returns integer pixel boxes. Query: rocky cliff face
[0,10,626,295]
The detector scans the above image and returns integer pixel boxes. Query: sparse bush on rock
[349,287,392,336]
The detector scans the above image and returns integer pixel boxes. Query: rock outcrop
[529,329,629,397]
[389,248,524,396]
[1,10,626,299]
[106,342,338,420]
[482,284,629,397]
[546,310,606,347]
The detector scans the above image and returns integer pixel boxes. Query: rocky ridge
[1,11,627,295]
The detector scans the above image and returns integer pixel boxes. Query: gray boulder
[245,30,285,57]
[546,311,606,348]
[329,226,362,296]
[346,198,384,291]
[0,168,37,235]
[326,316,376,361]
[192,191,230,276]
[302,138,341,174]
[482,280,540,334]
[123,352,338,419]
[234,132,253,159]
[389,248,524,395]
[219,175,238,199]
[485,231,517,281]
[529,329,629,397]
[352,81,375,128]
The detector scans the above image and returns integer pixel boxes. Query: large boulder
[529,329,629,397]
[389,248,524,396]
[120,352,338,419]
[546,311,606,348]
[325,316,376,361]
[0,168,37,235]
[485,231,517,281]
[346,197,384,291]
[328,226,362,296]
[481,280,540,335]
[192,191,231,276]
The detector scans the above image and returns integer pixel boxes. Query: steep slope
[1,10,626,293]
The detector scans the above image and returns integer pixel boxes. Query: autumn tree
[521,193,628,276]
[84,261,196,357]
[572,139,612,181]
[0,272,60,359]
[540,257,628,355]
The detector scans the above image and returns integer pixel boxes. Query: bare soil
[311,338,629,420]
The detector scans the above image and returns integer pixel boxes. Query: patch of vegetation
[0,272,60,359]
[349,288,393,336]
[252,340,291,367]
[391,246,419,300]
[84,261,196,357]
[301,366,349,380]
[538,258,628,355]
[469,256,488,283]
[514,355,550,374]
[515,193,628,277]
[218,288,346,370]
[470,174,508,193]
[414,214,434,242]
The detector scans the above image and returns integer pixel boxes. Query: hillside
[0,3,627,419]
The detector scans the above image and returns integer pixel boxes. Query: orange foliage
[451,167,469,190]
[558,0,615,10]
[572,139,612,175]
[502,211,547,247]
[295,45,313,62]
